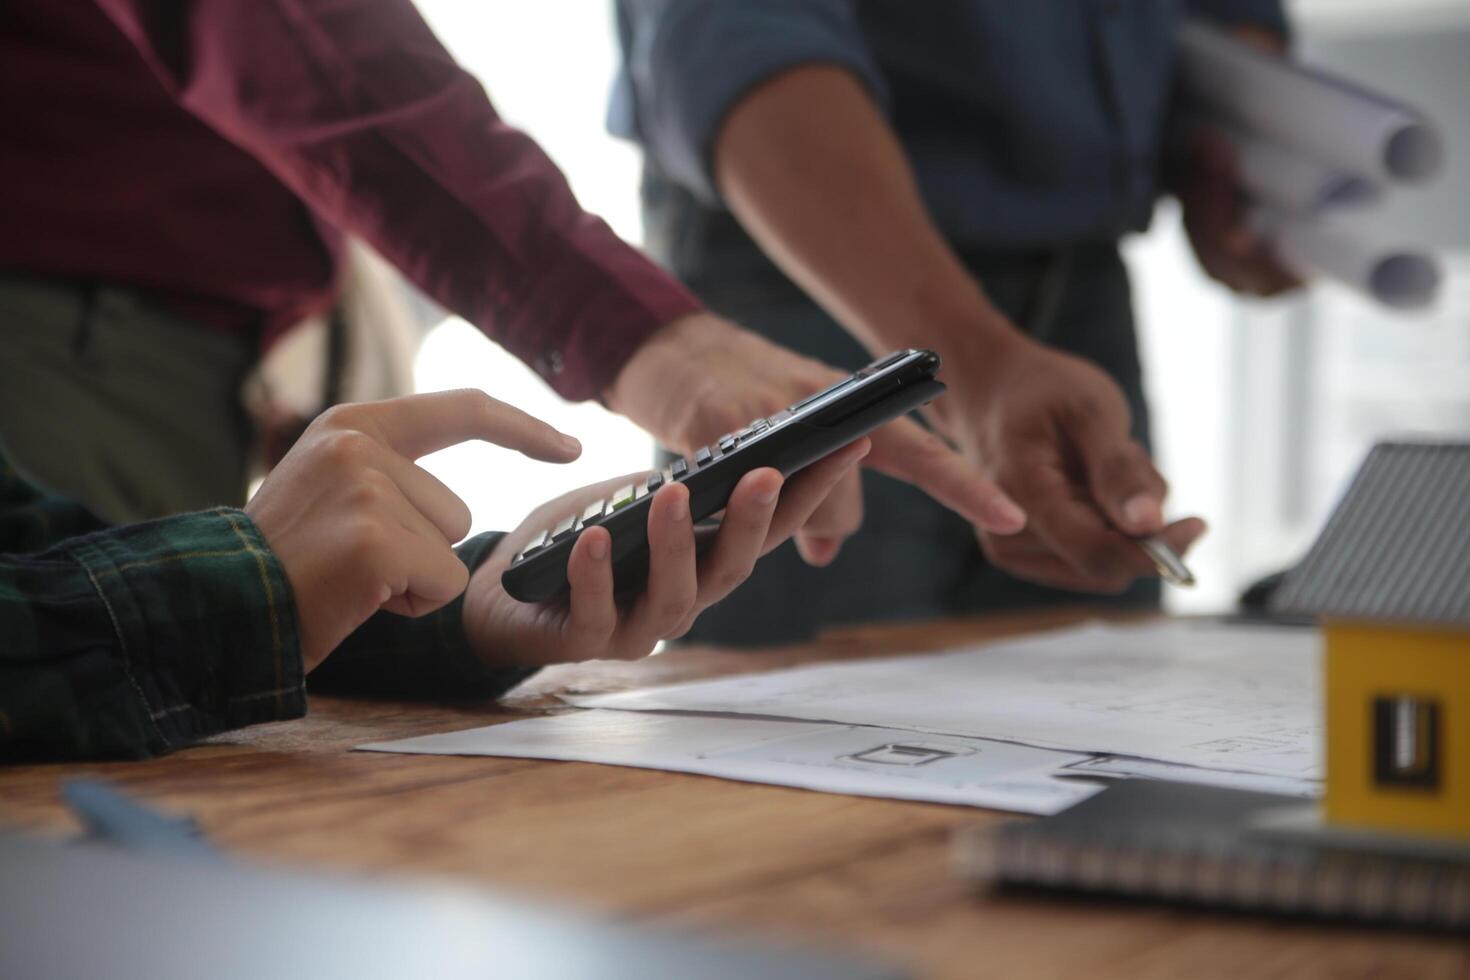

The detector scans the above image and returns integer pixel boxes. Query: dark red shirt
[0,1,699,401]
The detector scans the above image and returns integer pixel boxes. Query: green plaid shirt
[0,452,533,761]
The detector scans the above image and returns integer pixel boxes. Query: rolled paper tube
[1178,20,1445,186]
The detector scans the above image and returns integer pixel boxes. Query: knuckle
[465,388,501,424]
[346,469,394,511]
[343,518,391,564]
[658,597,693,625]
[315,402,367,434]
[319,428,378,469]
[716,567,750,594]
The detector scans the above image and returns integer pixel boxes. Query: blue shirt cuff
[627,0,888,204]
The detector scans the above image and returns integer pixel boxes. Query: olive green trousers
[0,275,256,525]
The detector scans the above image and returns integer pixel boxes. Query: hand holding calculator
[501,349,947,602]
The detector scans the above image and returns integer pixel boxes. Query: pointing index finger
[360,389,582,462]
[864,418,1027,534]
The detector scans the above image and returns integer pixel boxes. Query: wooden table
[3,611,1465,979]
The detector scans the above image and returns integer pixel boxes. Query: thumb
[1068,409,1168,537]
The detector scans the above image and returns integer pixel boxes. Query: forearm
[92,0,698,401]
[714,66,1025,379]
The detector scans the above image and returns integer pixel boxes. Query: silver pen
[1137,535,1195,588]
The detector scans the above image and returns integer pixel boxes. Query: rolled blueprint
[1252,208,1442,310]
[1208,121,1380,215]
[1177,20,1444,185]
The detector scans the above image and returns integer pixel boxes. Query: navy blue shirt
[612,0,1287,248]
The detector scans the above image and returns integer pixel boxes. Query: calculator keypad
[511,404,799,564]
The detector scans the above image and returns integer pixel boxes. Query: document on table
[570,621,1324,780]
[1058,756,1321,799]
[360,710,1101,815]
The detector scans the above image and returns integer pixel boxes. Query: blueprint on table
[570,621,1323,780]
[360,710,1100,815]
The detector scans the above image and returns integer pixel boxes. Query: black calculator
[500,349,947,603]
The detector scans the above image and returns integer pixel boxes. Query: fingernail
[586,533,608,561]
[988,497,1027,532]
[1182,520,1210,549]
[804,537,839,566]
[560,434,582,455]
[1123,495,1164,532]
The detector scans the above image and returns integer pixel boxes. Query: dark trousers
[652,206,1160,645]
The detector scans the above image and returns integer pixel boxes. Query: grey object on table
[0,833,907,980]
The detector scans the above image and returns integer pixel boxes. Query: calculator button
[516,530,549,562]
[694,446,714,467]
[645,471,664,492]
[734,426,754,441]
[581,500,606,526]
[550,513,577,541]
[768,409,793,426]
[634,482,650,501]
[669,458,689,479]
[718,435,737,453]
[751,418,769,433]
[608,484,637,511]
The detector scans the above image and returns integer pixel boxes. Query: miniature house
[1273,441,1470,841]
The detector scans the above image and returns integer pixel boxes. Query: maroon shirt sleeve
[90,0,701,401]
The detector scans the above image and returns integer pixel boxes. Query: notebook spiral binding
[959,822,1470,930]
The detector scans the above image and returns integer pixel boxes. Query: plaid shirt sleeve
[0,453,532,761]
[0,452,306,760]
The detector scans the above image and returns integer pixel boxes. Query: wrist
[924,311,1032,432]
[604,312,714,431]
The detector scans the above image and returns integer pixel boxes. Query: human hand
[1180,127,1302,298]
[461,438,871,666]
[940,333,1207,593]
[605,312,1026,566]
[244,389,581,672]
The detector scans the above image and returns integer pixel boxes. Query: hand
[605,313,1026,566]
[941,333,1207,593]
[1180,127,1302,298]
[462,438,871,666]
[244,389,582,672]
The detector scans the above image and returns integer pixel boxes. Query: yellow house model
[1273,441,1470,841]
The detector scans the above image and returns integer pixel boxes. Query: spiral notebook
[955,780,1470,930]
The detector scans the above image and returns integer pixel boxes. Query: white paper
[1210,121,1379,215]
[1253,208,1442,309]
[1177,19,1444,184]
[1060,756,1321,799]
[571,621,1324,780]
[360,710,1100,815]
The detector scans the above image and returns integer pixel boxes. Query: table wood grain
[3,610,1465,979]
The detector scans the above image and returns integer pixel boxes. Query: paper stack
[1177,20,1445,309]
